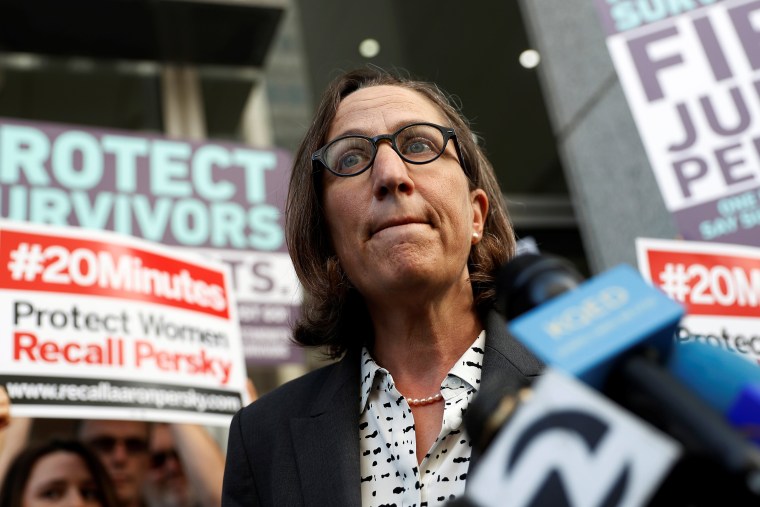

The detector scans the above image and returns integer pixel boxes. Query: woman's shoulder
[237,358,353,426]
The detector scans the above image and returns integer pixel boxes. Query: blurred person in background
[0,413,225,507]
[143,423,225,507]
[1,379,252,507]
[222,67,542,506]
[143,378,255,506]
[0,439,120,507]
[0,398,148,506]
[77,420,151,507]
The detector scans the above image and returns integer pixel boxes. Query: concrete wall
[517,0,678,273]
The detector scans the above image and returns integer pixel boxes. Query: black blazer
[222,311,543,507]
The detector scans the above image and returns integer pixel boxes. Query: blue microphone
[507,263,682,388]
[668,340,760,438]
[729,384,760,446]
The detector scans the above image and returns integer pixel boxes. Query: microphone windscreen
[496,253,584,320]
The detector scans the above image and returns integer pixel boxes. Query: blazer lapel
[469,310,544,471]
[482,309,543,384]
[290,351,362,507]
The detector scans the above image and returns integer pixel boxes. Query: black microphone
[495,253,584,321]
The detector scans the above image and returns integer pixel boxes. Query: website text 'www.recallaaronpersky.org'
[2,376,242,414]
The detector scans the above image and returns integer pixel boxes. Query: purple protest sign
[592,0,760,247]
[0,117,303,364]
[593,0,728,36]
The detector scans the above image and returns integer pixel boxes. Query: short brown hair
[286,67,515,358]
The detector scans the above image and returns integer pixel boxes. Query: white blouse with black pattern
[359,331,486,507]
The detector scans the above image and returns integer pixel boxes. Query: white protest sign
[594,0,760,246]
[0,220,248,425]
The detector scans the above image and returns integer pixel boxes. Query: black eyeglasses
[86,436,149,455]
[312,122,465,177]
[150,449,180,469]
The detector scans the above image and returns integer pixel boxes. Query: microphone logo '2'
[507,410,630,507]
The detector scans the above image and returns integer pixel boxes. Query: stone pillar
[517,0,677,272]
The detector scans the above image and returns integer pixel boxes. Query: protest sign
[636,237,760,364]
[0,220,248,425]
[0,117,301,363]
[593,0,760,247]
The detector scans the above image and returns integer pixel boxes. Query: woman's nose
[64,489,87,507]
[371,143,415,198]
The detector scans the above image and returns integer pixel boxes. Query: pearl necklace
[405,392,443,407]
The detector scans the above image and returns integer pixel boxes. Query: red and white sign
[0,220,247,425]
[636,237,760,364]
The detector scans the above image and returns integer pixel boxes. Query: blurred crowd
[0,382,257,507]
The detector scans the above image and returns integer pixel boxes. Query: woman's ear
[470,189,488,244]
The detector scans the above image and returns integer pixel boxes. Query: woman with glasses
[223,67,542,507]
